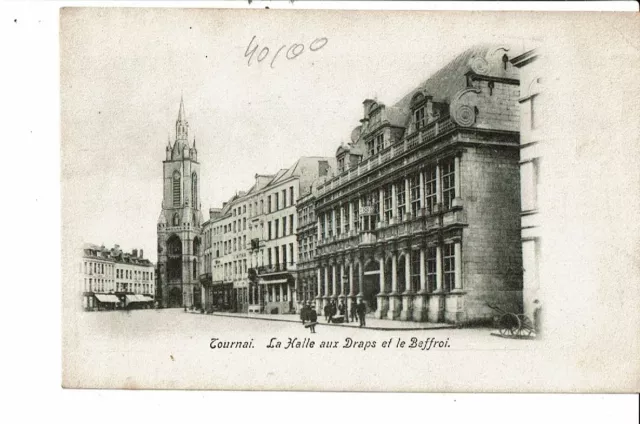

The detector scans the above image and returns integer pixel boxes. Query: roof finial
[193,135,196,149]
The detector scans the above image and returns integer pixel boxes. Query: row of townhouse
[81,244,155,310]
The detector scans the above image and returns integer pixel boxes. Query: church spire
[176,96,188,141]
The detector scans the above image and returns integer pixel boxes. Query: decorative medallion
[454,105,476,127]
[468,56,490,75]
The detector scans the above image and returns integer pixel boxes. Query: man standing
[356,299,367,327]
[350,299,358,323]
[324,302,331,322]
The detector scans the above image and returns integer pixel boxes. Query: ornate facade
[156,98,203,308]
[313,45,524,324]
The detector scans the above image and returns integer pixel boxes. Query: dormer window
[338,157,345,172]
[414,107,426,130]
[375,133,384,152]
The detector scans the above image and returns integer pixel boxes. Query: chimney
[132,248,138,257]
[363,98,376,116]
[139,249,143,259]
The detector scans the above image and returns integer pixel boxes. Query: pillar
[413,247,428,321]
[435,163,442,205]
[316,268,322,314]
[454,242,462,291]
[391,183,397,222]
[331,208,336,237]
[400,250,413,321]
[379,187,384,223]
[419,170,425,213]
[348,202,354,234]
[452,154,463,208]
[405,177,411,219]
[286,284,291,312]
[375,256,389,319]
[331,264,337,298]
[387,252,401,320]
[428,244,445,323]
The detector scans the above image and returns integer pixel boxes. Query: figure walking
[350,299,358,323]
[306,307,318,333]
[356,298,367,327]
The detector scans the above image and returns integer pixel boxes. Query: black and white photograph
[58,7,640,392]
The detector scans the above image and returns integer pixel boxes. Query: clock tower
[157,97,203,308]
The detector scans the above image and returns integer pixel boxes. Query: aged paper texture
[61,8,640,392]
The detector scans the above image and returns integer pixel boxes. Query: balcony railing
[258,263,297,274]
[316,115,456,197]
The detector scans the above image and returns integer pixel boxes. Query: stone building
[313,44,524,324]
[511,47,544,319]
[81,243,155,310]
[156,98,203,308]
[200,157,334,314]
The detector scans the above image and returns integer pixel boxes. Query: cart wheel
[518,315,534,337]
[498,313,520,336]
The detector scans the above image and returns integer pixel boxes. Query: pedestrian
[533,299,542,337]
[338,301,345,317]
[356,299,367,327]
[306,307,318,334]
[300,303,309,325]
[350,299,358,322]
[330,300,337,323]
[324,302,331,322]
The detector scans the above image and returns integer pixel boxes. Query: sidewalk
[189,310,455,331]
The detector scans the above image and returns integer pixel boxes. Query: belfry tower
[157,97,203,308]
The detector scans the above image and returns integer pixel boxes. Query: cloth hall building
[311,44,525,324]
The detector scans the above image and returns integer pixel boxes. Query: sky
[61,8,541,263]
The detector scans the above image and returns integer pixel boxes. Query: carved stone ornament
[468,56,490,75]
[449,88,481,127]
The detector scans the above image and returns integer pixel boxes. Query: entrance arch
[168,287,182,308]
[363,259,380,311]
[167,234,182,282]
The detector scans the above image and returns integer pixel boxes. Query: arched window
[173,171,181,207]
[172,213,180,226]
[193,259,197,278]
[192,173,198,209]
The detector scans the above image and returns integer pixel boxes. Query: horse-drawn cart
[487,303,536,339]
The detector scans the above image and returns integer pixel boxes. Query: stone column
[348,202,354,235]
[323,265,329,311]
[400,249,413,321]
[375,255,389,319]
[357,259,364,298]
[405,177,411,219]
[419,171,425,213]
[379,187,384,224]
[428,244,445,323]
[454,242,462,291]
[279,284,284,307]
[331,208,336,237]
[435,163,442,206]
[317,215,322,241]
[391,184,397,222]
[331,264,337,299]
[316,268,322,314]
[413,247,428,321]
[452,154,463,208]
[387,252,401,320]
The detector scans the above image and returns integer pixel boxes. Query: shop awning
[95,294,120,303]
[126,294,153,303]
[259,279,288,285]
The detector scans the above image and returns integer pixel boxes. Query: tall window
[193,259,197,278]
[443,243,455,292]
[375,133,384,153]
[425,168,437,213]
[441,159,455,210]
[267,196,271,213]
[282,190,287,208]
[282,245,287,266]
[352,202,359,231]
[411,250,420,292]
[289,187,294,206]
[267,248,272,266]
[191,173,197,208]
[327,212,333,237]
[344,205,350,234]
[289,215,294,235]
[275,220,280,239]
[268,222,272,240]
[274,193,279,211]
[335,208,341,236]
[396,180,406,221]
[172,171,181,207]
[282,217,287,237]
[243,218,246,230]
[261,200,264,214]
[414,106,425,130]
[383,185,393,222]
[366,140,375,157]
[289,243,294,264]
[320,213,326,239]
[410,174,421,217]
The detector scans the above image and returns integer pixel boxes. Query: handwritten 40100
[244,35,328,68]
